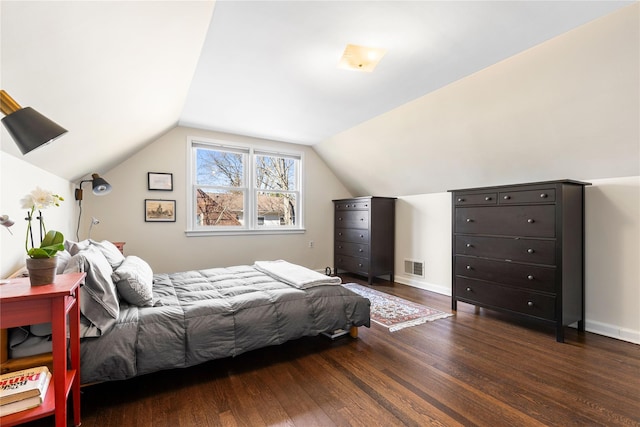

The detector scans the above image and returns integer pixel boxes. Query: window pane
[196,188,244,227]
[257,192,296,226]
[255,155,296,191]
[196,148,244,187]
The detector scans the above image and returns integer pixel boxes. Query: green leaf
[41,230,64,247]
[29,230,65,258]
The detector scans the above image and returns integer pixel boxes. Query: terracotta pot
[26,257,58,286]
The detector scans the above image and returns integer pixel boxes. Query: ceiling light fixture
[337,44,387,72]
[0,90,68,155]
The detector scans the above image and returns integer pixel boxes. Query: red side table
[0,272,85,427]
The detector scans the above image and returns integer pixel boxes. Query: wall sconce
[88,217,100,239]
[0,90,68,155]
[75,173,112,240]
[75,173,112,201]
[0,215,15,235]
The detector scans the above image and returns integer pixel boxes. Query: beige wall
[80,126,351,273]
[394,176,640,344]
[0,152,76,278]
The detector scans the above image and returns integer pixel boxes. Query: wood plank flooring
[19,274,640,426]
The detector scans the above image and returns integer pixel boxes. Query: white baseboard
[395,275,640,346]
[584,320,640,345]
[394,274,451,296]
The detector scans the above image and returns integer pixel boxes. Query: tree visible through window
[188,138,302,232]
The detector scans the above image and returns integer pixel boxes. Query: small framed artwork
[145,199,176,222]
[148,172,173,191]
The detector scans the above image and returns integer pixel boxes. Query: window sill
[185,228,306,237]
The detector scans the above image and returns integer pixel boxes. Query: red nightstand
[0,272,85,427]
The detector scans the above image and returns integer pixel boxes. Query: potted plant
[21,187,65,285]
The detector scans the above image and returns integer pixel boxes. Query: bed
[4,240,371,384]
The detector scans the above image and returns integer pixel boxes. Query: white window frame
[186,136,305,236]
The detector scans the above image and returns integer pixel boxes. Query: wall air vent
[404,259,424,277]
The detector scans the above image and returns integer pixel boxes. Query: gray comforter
[80,265,370,383]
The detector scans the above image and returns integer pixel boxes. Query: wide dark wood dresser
[333,196,396,285]
[449,180,590,342]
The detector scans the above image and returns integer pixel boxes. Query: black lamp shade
[91,173,112,195]
[1,106,68,154]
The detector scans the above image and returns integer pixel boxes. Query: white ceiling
[1,1,634,181]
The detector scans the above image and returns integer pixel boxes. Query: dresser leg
[452,298,457,311]
[556,327,565,343]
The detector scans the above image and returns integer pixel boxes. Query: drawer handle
[527,218,535,223]
[527,275,535,280]
[358,249,363,252]
[540,193,548,198]
[485,196,492,201]
[360,218,364,221]
[338,245,343,249]
[527,301,534,307]
[338,232,343,236]
[358,263,363,267]
[527,248,535,254]
[457,198,465,202]
[359,234,364,238]
[466,218,473,223]
[466,265,472,270]
[338,217,343,221]
[503,195,511,200]
[466,243,472,248]
[466,287,472,292]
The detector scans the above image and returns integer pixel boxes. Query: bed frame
[0,326,358,376]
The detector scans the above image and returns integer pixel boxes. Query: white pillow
[63,245,119,334]
[90,239,125,269]
[55,250,72,273]
[65,239,90,255]
[112,256,154,307]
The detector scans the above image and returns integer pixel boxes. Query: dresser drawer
[335,228,369,243]
[335,241,369,258]
[455,235,556,265]
[335,255,369,275]
[499,188,556,204]
[455,256,555,293]
[335,210,368,229]
[455,277,555,321]
[335,200,371,210]
[455,205,555,237]
[454,193,497,206]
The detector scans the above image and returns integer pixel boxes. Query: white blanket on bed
[254,260,342,289]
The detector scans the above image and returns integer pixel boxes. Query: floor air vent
[404,259,424,277]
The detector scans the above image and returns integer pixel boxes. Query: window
[186,137,303,235]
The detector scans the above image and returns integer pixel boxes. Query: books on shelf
[0,366,51,416]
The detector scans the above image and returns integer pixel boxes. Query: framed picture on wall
[148,172,173,191]
[145,199,176,222]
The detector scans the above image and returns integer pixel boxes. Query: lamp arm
[0,90,22,115]
[75,179,92,201]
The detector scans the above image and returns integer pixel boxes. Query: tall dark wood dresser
[333,196,396,285]
[449,180,590,342]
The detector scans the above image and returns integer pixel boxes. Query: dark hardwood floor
[21,274,640,426]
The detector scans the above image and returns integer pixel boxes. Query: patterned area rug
[343,283,453,332]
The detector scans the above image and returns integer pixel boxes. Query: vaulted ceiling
[1,1,634,182]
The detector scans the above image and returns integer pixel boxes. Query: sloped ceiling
[0,1,216,181]
[0,0,634,182]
